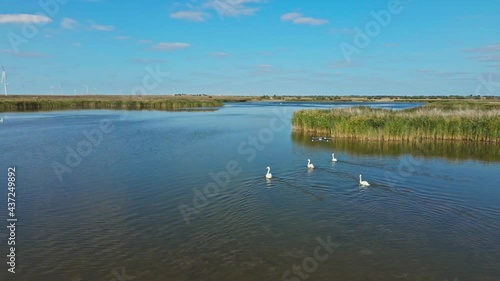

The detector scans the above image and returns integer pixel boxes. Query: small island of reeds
[292,101,500,143]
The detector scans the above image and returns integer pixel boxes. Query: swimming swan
[266,166,272,179]
[307,159,315,169]
[331,153,337,162]
[359,174,370,186]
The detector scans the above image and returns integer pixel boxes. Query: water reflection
[292,132,500,163]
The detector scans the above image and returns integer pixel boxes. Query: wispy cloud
[469,54,500,62]
[115,36,131,40]
[170,11,207,22]
[130,58,166,64]
[170,0,266,21]
[61,18,79,29]
[0,49,50,58]
[210,52,231,57]
[384,43,399,48]
[0,14,52,24]
[416,69,471,77]
[154,42,191,51]
[138,39,152,44]
[89,24,115,31]
[281,12,329,26]
[204,0,265,17]
[329,28,355,35]
[463,44,500,53]
[249,64,281,76]
[463,44,500,67]
[330,59,361,69]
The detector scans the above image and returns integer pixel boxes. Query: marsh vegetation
[292,101,500,143]
[0,95,223,112]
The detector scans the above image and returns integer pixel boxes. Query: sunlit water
[0,102,499,281]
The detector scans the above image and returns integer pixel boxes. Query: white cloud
[89,24,115,31]
[170,0,266,20]
[281,12,328,26]
[0,14,52,24]
[138,39,152,44]
[74,42,81,47]
[210,52,231,57]
[204,0,264,17]
[293,17,329,25]
[61,18,79,29]
[170,11,207,22]
[280,12,301,21]
[154,42,191,51]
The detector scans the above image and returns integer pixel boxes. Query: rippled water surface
[0,102,499,281]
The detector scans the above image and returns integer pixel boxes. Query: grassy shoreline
[292,101,500,143]
[0,95,224,112]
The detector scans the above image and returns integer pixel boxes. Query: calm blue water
[0,102,498,281]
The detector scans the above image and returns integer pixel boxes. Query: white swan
[331,153,337,162]
[265,166,272,179]
[359,174,370,186]
[307,159,315,169]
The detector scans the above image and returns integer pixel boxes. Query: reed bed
[292,102,500,143]
[0,95,223,112]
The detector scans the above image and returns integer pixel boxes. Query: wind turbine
[1,65,7,96]
[82,84,89,95]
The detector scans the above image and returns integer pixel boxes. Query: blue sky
[0,0,499,95]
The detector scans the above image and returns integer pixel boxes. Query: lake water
[0,102,499,281]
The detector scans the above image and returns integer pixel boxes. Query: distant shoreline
[0,94,498,112]
[0,95,226,112]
